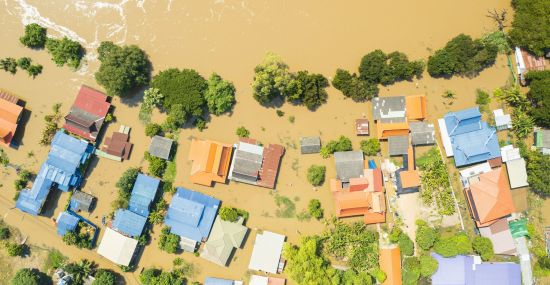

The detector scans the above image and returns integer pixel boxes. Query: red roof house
[63,85,111,142]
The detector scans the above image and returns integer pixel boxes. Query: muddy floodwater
[0,0,514,284]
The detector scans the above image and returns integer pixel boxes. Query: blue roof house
[205,278,238,285]
[444,107,500,167]
[56,211,79,236]
[128,174,160,217]
[431,253,521,285]
[112,209,147,238]
[165,188,220,243]
[16,131,94,215]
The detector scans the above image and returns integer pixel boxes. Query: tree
[92,269,116,285]
[287,71,329,110]
[399,231,414,256]
[0,226,10,240]
[11,268,40,285]
[140,88,164,123]
[472,236,494,261]
[252,52,293,104]
[415,220,439,251]
[20,24,47,48]
[360,139,380,156]
[45,37,83,69]
[332,69,378,102]
[524,149,550,197]
[145,153,167,177]
[26,64,43,78]
[17,58,31,70]
[6,242,24,257]
[204,73,236,115]
[512,112,534,140]
[283,236,339,285]
[140,268,184,285]
[509,0,550,56]
[359,50,423,85]
[307,199,323,220]
[235,126,250,138]
[427,34,498,77]
[402,257,421,285]
[526,71,550,127]
[64,259,95,285]
[307,165,326,186]
[158,227,179,254]
[320,136,352,158]
[95,41,151,97]
[164,104,187,130]
[145,123,162,137]
[219,207,239,222]
[419,254,438,278]
[114,167,139,209]
[433,233,472,257]
[1,58,18,74]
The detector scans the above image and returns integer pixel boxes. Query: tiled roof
[405,95,427,121]
[189,139,233,186]
[63,85,110,142]
[0,93,22,145]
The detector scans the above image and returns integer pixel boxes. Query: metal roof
[248,231,285,274]
[70,191,94,212]
[409,121,435,145]
[148,135,173,159]
[56,211,79,236]
[372,96,406,121]
[128,174,160,217]
[112,209,147,237]
[200,217,248,266]
[334,151,364,183]
[97,227,138,266]
[388,136,409,156]
[300,136,321,154]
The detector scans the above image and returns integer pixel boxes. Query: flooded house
[200,216,248,266]
[63,85,111,143]
[515,47,546,85]
[0,92,23,147]
[379,246,402,285]
[248,230,286,274]
[188,139,234,187]
[148,135,174,160]
[300,136,321,154]
[97,227,139,266]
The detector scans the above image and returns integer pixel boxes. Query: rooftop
[63,85,110,142]
[69,191,94,212]
[379,246,402,285]
[56,211,79,236]
[229,140,284,189]
[102,131,132,160]
[372,96,406,122]
[355,119,369,135]
[388,135,409,156]
[200,217,248,266]
[149,135,173,160]
[189,139,233,186]
[112,209,147,238]
[128,173,160,217]
[300,136,321,154]
[506,158,529,189]
[0,92,23,146]
[97,227,138,266]
[405,94,427,121]
[334,151,364,183]
[409,121,435,145]
[248,231,285,274]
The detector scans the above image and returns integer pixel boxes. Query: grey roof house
[200,217,248,266]
[230,143,263,184]
[372,96,406,123]
[300,136,321,154]
[410,121,435,145]
[388,136,409,156]
[69,191,95,212]
[334,151,364,183]
[148,135,173,160]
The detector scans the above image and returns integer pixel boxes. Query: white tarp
[248,231,285,274]
[97,228,138,266]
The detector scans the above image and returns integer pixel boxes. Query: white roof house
[501,145,521,163]
[438,118,453,157]
[493,109,512,131]
[97,228,138,266]
[248,231,285,274]
[506,158,529,189]
[249,275,286,285]
[459,162,492,188]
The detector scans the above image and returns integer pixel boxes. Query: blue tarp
[56,211,79,236]
[16,131,93,215]
[205,278,235,285]
[128,174,160,217]
[112,209,147,238]
[164,188,220,242]
[368,160,376,169]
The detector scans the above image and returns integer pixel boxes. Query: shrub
[92,269,116,285]
[158,227,180,254]
[509,0,550,56]
[307,165,326,186]
[0,58,18,74]
[11,268,40,285]
[433,233,472,257]
[415,220,438,251]
[472,236,495,261]
[276,110,285,117]
[402,257,421,285]
[360,139,380,156]
[6,242,24,257]
[45,37,83,69]
[20,23,47,48]
[26,64,43,78]
[419,254,439,278]
[399,231,414,256]
[252,52,293,104]
[17,57,31,70]
[95,41,151,97]
[307,199,323,220]
[524,148,550,197]
[372,267,387,283]
[526,71,550,128]
[219,207,239,222]
[204,73,236,115]
[195,118,207,131]
[286,71,329,110]
[320,136,352,158]
[145,123,162,137]
[0,226,10,240]
[235,126,250,138]
[332,69,378,101]
[475,89,491,106]
[145,153,167,177]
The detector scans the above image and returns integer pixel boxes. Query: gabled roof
[112,209,147,238]
[410,121,435,145]
[450,122,500,167]
[63,85,110,142]
[466,167,515,227]
[334,151,364,183]
[0,93,22,145]
[165,188,220,242]
[102,132,132,160]
[128,174,160,217]
[189,139,233,186]
[200,217,248,266]
[56,211,79,236]
[515,47,545,73]
[149,135,173,160]
[376,121,410,139]
[444,107,482,136]
[97,227,138,266]
[229,141,284,189]
[405,95,427,121]
[355,119,369,135]
[248,231,285,274]
[379,246,402,285]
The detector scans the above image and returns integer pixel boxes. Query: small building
[515,47,545,85]
[300,136,321,154]
[355,119,369,135]
[205,278,243,285]
[189,139,234,186]
[405,94,427,121]
[56,211,79,236]
[459,162,492,188]
[249,275,286,285]
[493,109,512,131]
[479,218,517,255]
[396,146,420,195]
[164,188,220,248]
[534,129,550,155]
[409,121,435,146]
[69,191,95,212]
[388,136,409,156]
[102,131,133,160]
[128,173,160,217]
[63,85,111,142]
[248,231,285,274]
[111,209,147,238]
[200,217,248,266]
[372,96,406,122]
[148,135,173,160]
[379,246,402,285]
[506,158,529,189]
[0,92,23,146]
[501,145,521,163]
[97,227,138,266]
[334,151,364,183]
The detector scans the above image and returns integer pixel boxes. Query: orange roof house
[376,121,410,139]
[405,95,427,121]
[0,92,23,146]
[465,167,515,227]
[379,246,402,285]
[189,139,234,186]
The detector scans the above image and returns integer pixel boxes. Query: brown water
[0,0,513,284]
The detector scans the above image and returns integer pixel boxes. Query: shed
[493,109,512,131]
[248,231,285,274]
[97,227,138,266]
[506,158,528,189]
[205,278,243,285]
[111,209,147,238]
[409,121,435,145]
[334,151,364,183]
[300,136,321,154]
[148,135,173,160]
[388,136,409,156]
[102,131,133,160]
[69,191,95,212]
[56,211,79,236]
[355,119,369,135]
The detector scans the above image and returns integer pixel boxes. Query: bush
[332,69,378,102]
[307,165,326,186]
[139,88,164,123]
[307,199,323,220]
[252,52,293,104]
[402,257,421,285]
[475,89,491,106]
[433,233,472,257]
[419,254,438,278]
[286,71,329,110]
[95,41,151,97]
[145,123,162,137]
[472,236,494,261]
[20,24,47,48]
[92,269,116,285]
[276,110,285,117]
[399,231,414,256]
[204,73,236,115]
[26,64,43,78]
[163,103,187,130]
[0,226,10,240]
[0,58,18,74]
[62,228,92,249]
[235,126,250,138]
[6,242,24,257]
[526,71,550,128]
[45,37,83,69]
[145,152,167,177]
[415,220,439,251]
[320,136,352,158]
[158,227,180,254]
[219,207,239,222]
[427,34,498,77]
[360,139,380,156]
[17,57,31,70]
[524,148,550,197]
[11,268,40,285]
[509,0,550,56]
[359,50,424,85]
[114,167,139,209]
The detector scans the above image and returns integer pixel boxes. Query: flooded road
[0,0,512,283]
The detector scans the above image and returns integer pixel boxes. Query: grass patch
[43,249,67,273]
[274,194,296,218]
[163,161,177,183]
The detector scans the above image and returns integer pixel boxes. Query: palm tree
[64,259,96,285]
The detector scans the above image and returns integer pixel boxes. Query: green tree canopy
[523,148,550,198]
[472,236,495,261]
[360,139,380,156]
[204,73,236,115]
[116,167,140,200]
[415,220,439,251]
[95,41,151,97]
[307,199,324,220]
[402,257,421,285]
[45,37,84,69]
[20,24,47,48]
[92,269,116,285]
[320,136,353,158]
[145,123,162,137]
[140,268,184,285]
[158,227,180,254]
[433,232,472,257]
[252,52,293,104]
[11,268,40,285]
[283,236,339,285]
[287,71,329,110]
[359,50,423,85]
[509,0,550,56]
[526,71,550,128]
[307,165,326,186]
[332,69,378,102]
[419,254,439,278]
